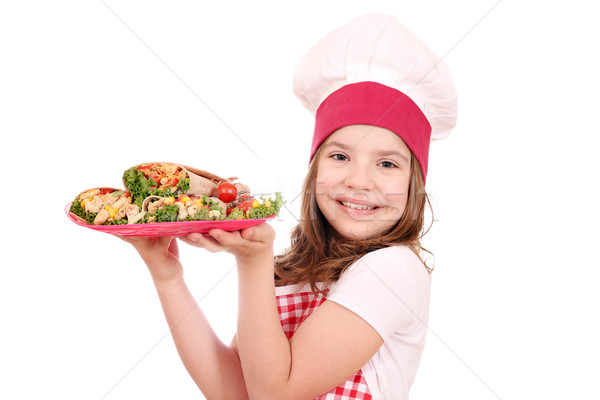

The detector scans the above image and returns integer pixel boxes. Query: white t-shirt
[328,245,431,400]
[276,245,431,400]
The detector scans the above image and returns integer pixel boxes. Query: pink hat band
[310,81,432,182]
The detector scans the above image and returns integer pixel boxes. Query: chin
[334,223,393,241]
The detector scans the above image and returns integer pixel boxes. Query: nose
[343,163,375,191]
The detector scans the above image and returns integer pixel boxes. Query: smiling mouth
[339,201,378,210]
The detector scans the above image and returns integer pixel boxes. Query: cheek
[314,176,327,206]
[383,193,408,218]
[379,179,410,213]
[315,172,336,197]
[315,174,343,219]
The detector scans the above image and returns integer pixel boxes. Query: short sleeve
[327,246,431,340]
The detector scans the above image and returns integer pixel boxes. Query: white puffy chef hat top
[293,12,458,182]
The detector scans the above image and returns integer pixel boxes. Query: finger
[155,236,174,246]
[113,234,138,244]
[180,233,228,253]
[115,234,167,246]
[207,229,244,247]
[139,236,172,255]
[113,234,151,253]
[178,235,203,248]
[240,223,275,243]
[240,227,255,240]
[186,232,207,242]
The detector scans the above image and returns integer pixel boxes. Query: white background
[1,1,599,399]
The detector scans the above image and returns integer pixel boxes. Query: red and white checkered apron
[276,289,372,400]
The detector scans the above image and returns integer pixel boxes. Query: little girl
[120,12,457,400]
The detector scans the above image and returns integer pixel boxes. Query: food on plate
[122,162,231,207]
[68,162,285,227]
[225,192,283,220]
[130,194,227,224]
[217,182,237,203]
[69,188,134,225]
[129,192,284,223]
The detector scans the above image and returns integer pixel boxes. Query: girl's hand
[117,235,183,284]
[181,223,275,267]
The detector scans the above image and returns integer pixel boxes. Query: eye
[331,153,348,161]
[379,161,397,169]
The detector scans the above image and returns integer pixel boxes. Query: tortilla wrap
[71,187,132,225]
[124,162,236,197]
[128,195,229,224]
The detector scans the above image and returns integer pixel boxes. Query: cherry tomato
[239,200,254,214]
[217,182,238,203]
[239,193,252,202]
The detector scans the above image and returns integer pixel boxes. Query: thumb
[241,228,255,239]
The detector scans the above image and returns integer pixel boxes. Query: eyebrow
[324,141,410,164]
[377,150,410,164]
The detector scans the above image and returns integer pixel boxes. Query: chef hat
[293,12,458,182]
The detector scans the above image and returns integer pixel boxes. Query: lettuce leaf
[177,178,190,193]
[248,192,284,219]
[154,204,179,222]
[122,167,156,207]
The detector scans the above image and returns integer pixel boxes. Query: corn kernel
[265,200,271,208]
[164,196,175,205]
[252,199,260,208]
[194,199,203,206]
[80,199,86,208]
[181,196,190,204]
[108,207,117,218]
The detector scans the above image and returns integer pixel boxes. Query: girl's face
[315,125,413,240]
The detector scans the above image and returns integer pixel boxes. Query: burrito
[69,188,137,225]
[132,194,228,224]
[122,162,234,207]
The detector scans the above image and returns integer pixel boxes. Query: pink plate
[65,203,274,237]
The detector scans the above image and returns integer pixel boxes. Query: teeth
[341,201,375,210]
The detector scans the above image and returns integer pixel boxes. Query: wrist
[152,271,186,293]
[235,249,274,271]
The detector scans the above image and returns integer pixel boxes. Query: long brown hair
[274,143,433,294]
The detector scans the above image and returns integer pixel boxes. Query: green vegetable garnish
[123,167,156,208]
[69,199,86,220]
[248,192,284,219]
[177,178,190,193]
[154,204,180,223]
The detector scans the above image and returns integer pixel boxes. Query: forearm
[153,276,248,400]
[235,257,292,399]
